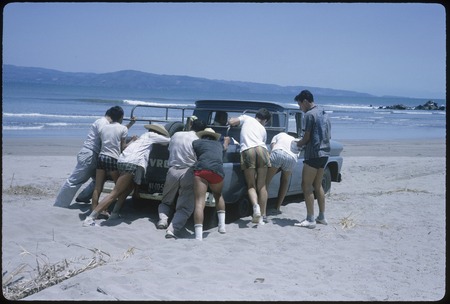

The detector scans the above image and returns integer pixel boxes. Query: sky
[2,2,446,99]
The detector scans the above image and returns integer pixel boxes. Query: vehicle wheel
[203,206,219,230]
[226,197,251,222]
[165,121,184,136]
[322,166,332,194]
[235,197,251,218]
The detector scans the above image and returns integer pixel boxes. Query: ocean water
[2,82,446,141]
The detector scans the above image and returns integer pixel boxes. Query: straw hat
[196,128,221,141]
[144,124,170,137]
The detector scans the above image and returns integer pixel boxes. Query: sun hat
[144,124,170,137]
[196,127,221,141]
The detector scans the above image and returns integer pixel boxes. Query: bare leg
[94,173,133,215]
[301,164,318,220]
[266,167,278,199]
[276,171,292,210]
[111,182,134,215]
[110,170,120,183]
[256,167,268,216]
[243,168,258,207]
[209,181,225,212]
[193,176,208,225]
[313,168,326,214]
[265,167,279,189]
[92,169,106,211]
[211,181,226,233]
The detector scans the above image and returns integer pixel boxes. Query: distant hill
[2,64,374,97]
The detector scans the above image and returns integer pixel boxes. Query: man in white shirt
[266,132,298,213]
[228,108,272,225]
[91,106,129,211]
[157,119,206,239]
[54,106,135,208]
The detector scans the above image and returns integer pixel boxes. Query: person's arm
[296,131,310,148]
[125,116,136,129]
[120,137,127,152]
[157,134,171,145]
[222,136,230,150]
[228,117,240,127]
[123,135,138,150]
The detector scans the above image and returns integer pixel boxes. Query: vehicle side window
[295,112,303,138]
[287,112,297,137]
[211,111,228,126]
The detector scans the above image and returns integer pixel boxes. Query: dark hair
[255,108,272,122]
[107,106,124,122]
[191,119,206,132]
[294,90,314,103]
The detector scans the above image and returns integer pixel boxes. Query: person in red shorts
[192,128,229,240]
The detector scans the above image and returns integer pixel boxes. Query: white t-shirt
[83,116,110,154]
[270,132,298,159]
[238,114,267,152]
[168,131,198,168]
[99,122,128,159]
[118,132,170,171]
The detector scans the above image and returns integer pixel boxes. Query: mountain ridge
[3,64,375,98]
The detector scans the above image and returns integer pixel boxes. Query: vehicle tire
[165,121,184,136]
[203,206,219,230]
[226,197,251,222]
[236,197,251,218]
[322,166,332,194]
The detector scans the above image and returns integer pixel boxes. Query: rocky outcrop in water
[379,100,445,111]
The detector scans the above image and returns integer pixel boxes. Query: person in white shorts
[266,132,298,213]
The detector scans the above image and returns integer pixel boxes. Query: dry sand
[1,137,446,301]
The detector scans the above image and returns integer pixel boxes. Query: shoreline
[2,136,446,157]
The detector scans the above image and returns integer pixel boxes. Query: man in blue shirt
[294,90,331,229]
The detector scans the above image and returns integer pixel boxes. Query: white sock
[217,210,225,226]
[90,211,99,220]
[194,224,203,241]
[217,210,226,233]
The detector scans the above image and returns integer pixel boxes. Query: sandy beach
[1,137,446,301]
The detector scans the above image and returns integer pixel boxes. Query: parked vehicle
[104,99,344,226]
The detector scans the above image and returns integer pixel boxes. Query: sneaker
[258,217,265,225]
[156,219,168,229]
[294,219,316,229]
[218,224,226,234]
[82,216,97,227]
[97,210,110,220]
[165,230,177,239]
[263,215,269,223]
[75,198,91,204]
[315,217,328,225]
[252,204,261,223]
